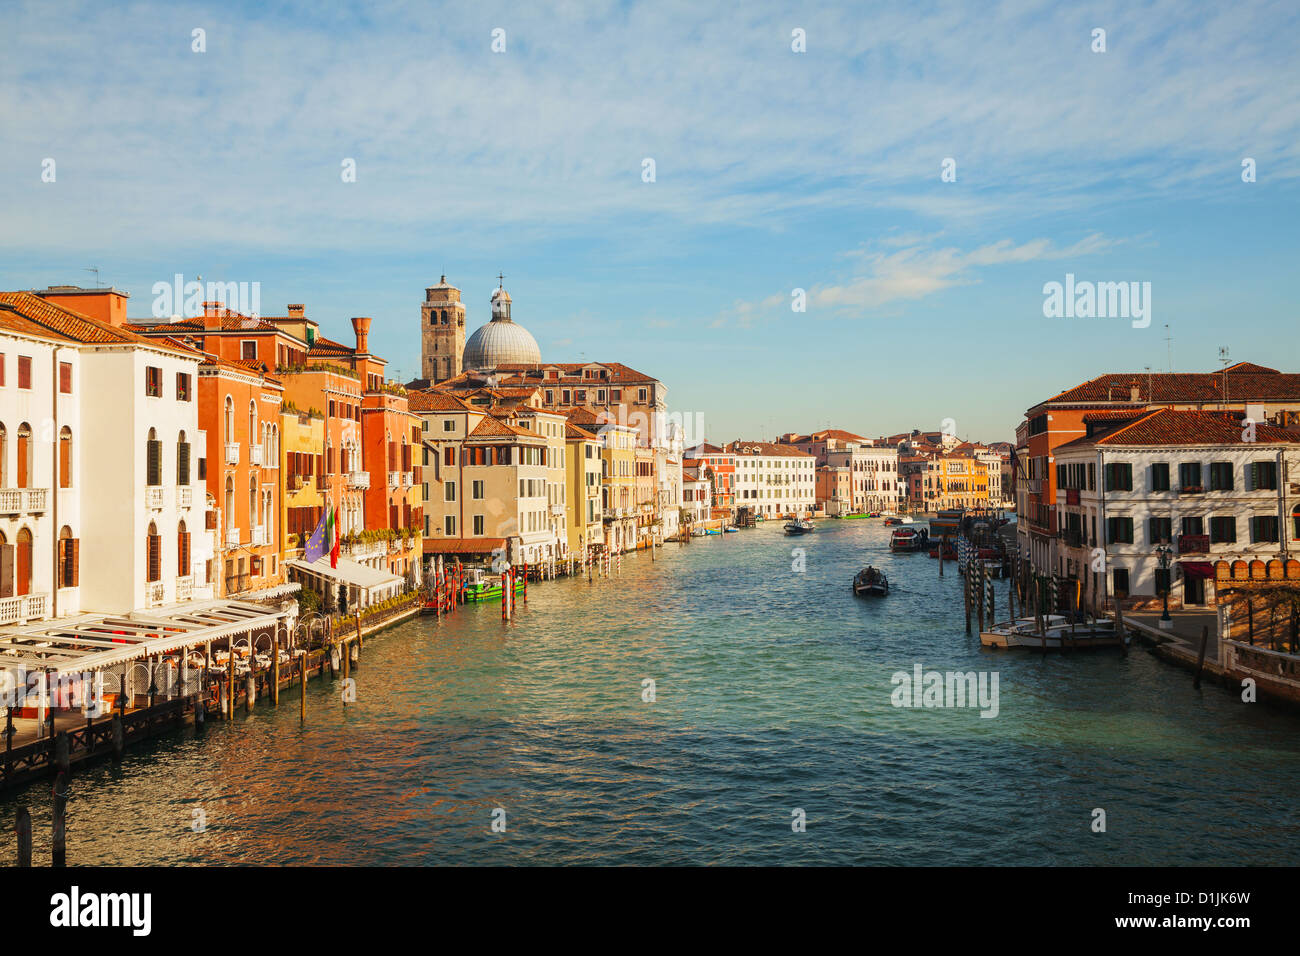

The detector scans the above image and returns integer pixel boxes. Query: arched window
[1293,504,1300,540]
[249,475,258,532]
[0,530,8,599]
[16,423,31,489]
[441,309,448,325]
[178,519,190,576]
[248,400,257,445]
[224,476,235,532]
[0,423,7,487]
[146,521,161,583]
[146,427,162,486]
[15,528,32,596]
[58,526,78,588]
[224,395,234,438]
[59,426,73,488]
[177,430,190,485]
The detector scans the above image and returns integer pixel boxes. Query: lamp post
[1156,541,1173,624]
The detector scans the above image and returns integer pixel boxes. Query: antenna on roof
[84,266,101,288]
[1164,324,1173,373]
[1218,346,1231,408]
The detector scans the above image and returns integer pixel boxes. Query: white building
[826,443,899,513]
[0,291,207,621]
[1053,408,1300,609]
[726,441,816,517]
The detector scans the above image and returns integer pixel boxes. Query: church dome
[463,284,541,368]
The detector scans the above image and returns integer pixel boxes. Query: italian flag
[328,502,339,569]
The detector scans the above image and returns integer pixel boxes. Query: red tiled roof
[467,416,536,439]
[408,390,473,412]
[1082,409,1146,423]
[0,292,194,355]
[1036,370,1300,407]
[724,440,815,458]
[565,423,596,440]
[1223,362,1279,375]
[1057,409,1300,449]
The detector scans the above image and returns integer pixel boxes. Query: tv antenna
[1164,324,1173,372]
[84,266,101,288]
[1218,346,1231,408]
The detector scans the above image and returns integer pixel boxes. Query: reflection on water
[4,521,1300,865]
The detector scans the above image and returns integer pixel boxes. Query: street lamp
[1155,540,1173,623]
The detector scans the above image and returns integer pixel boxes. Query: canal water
[5,519,1300,865]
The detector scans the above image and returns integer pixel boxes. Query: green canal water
[4,519,1300,865]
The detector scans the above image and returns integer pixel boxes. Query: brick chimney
[202,300,224,330]
[351,316,372,354]
[287,304,305,319]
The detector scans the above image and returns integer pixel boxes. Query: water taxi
[784,518,815,535]
[461,567,525,603]
[852,566,889,597]
[889,527,927,552]
[979,616,1124,649]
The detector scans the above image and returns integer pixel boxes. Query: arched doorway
[146,521,161,583]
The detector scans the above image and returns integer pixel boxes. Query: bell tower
[421,275,466,384]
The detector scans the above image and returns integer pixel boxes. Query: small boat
[461,567,526,603]
[723,526,739,533]
[883,515,913,526]
[842,513,871,520]
[704,528,722,536]
[980,616,1123,649]
[852,566,889,597]
[889,527,927,552]
[783,519,815,535]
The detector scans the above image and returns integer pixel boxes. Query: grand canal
[5,519,1300,865]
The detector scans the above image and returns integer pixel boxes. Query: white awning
[0,599,291,678]
[287,555,403,592]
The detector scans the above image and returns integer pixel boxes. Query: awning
[0,599,290,678]
[1179,561,1216,579]
[423,537,506,555]
[287,555,403,591]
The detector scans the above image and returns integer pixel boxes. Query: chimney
[351,316,372,354]
[1130,385,1140,402]
[202,300,223,330]
[287,304,305,319]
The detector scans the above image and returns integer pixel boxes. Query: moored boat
[889,527,928,552]
[461,567,525,603]
[852,566,889,596]
[980,616,1123,649]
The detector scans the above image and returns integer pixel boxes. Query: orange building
[196,354,285,597]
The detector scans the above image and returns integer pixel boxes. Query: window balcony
[146,486,166,510]
[176,486,193,509]
[0,488,48,515]
[349,471,370,489]
[0,593,49,626]
[252,525,268,546]
[1178,485,1205,495]
[402,472,414,488]
[1178,534,1210,555]
[225,527,241,548]
[146,581,166,607]
[248,444,263,466]
[388,471,401,489]
[175,575,193,602]
[225,442,240,465]
[550,503,566,516]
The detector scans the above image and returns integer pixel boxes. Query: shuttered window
[17,356,32,389]
[145,366,162,397]
[1209,462,1234,491]
[58,538,79,588]
[147,534,162,582]
[177,441,191,485]
[147,439,162,486]
[178,529,191,574]
[59,362,72,393]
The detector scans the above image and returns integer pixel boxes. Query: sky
[2,0,1298,445]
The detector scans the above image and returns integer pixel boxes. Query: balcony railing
[349,471,370,489]
[550,503,566,516]
[225,527,241,548]
[0,593,49,626]
[1178,533,1210,554]
[388,471,401,488]
[401,472,414,488]
[249,445,263,466]
[1061,528,1083,548]
[0,488,48,515]
[176,486,193,509]
[146,580,166,607]
[225,442,240,465]
[1178,485,1205,495]
[146,486,166,510]
[176,574,194,602]
[252,525,268,546]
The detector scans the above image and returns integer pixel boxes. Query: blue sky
[2,0,1298,443]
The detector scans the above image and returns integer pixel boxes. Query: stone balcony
[176,574,194,602]
[146,486,166,510]
[0,593,48,626]
[176,486,193,509]
[349,471,370,490]
[0,488,48,515]
[248,444,264,466]
[225,527,241,548]
[224,442,240,465]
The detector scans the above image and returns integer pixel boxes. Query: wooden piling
[1114,599,1128,656]
[299,653,306,724]
[54,731,70,777]
[272,635,280,707]
[15,807,31,867]
[502,571,510,620]
[976,562,985,633]
[111,713,124,761]
[52,771,67,867]
[963,567,971,634]
[1194,624,1210,689]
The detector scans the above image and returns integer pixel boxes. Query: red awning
[424,537,507,555]
[1179,561,1216,579]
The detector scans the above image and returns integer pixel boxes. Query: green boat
[462,567,526,602]
[843,513,871,520]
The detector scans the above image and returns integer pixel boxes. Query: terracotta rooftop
[1057,409,1300,450]
[408,391,474,413]
[725,440,815,458]
[1036,370,1300,408]
[0,292,194,355]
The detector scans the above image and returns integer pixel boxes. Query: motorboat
[784,519,815,535]
[889,527,928,552]
[852,566,889,596]
[461,567,525,603]
[980,616,1123,649]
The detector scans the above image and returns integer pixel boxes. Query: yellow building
[280,408,325,561]
[565,422,603,559]
[601,421,638,553]
[937,447,990,511]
